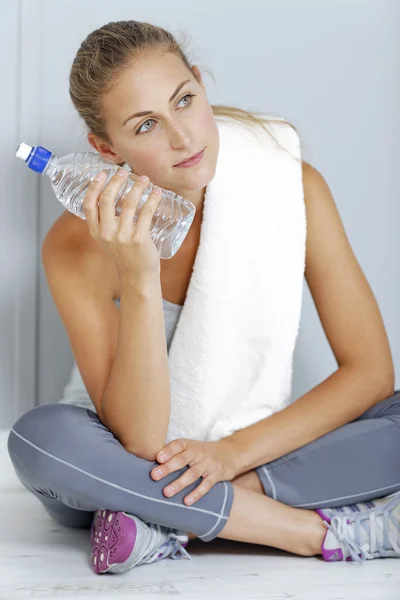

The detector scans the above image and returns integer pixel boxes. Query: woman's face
[88,52,219,210]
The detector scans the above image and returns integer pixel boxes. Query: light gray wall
[2,0,399,427]
[1,1,42,427]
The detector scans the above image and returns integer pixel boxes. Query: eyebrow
[121,79,191,128]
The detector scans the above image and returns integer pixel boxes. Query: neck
[173,185,206,215]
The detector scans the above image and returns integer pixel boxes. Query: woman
[8,20,400,574]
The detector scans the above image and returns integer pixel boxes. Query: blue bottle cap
[16,143,52,173]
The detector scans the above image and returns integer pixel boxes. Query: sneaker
[316,491,400,563]
[315,490,400,524]
[90,510,191,574]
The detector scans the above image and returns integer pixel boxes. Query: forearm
[224,364,394,477]
[101,277,170,460]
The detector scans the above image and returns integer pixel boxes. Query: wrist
[218,435,244,479]
[120,275,161,298]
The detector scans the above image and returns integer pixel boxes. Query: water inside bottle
[48,155,196,259]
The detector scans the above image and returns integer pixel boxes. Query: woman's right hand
[82,168,164,286]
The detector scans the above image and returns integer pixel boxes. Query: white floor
[1,430,399,600]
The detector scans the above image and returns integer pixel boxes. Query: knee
[7,404,87,476]
[9,403,84,443]
[382,390,400,426]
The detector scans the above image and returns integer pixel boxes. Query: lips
[174,149,204,167]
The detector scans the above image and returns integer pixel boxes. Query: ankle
[302,511,328,556]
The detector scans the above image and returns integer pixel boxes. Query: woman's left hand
[150,438,238,506]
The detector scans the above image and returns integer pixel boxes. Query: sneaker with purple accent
[315,491,399,524]
[90,510,191,574]
[315,491,400,563]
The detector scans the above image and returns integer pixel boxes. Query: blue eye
[135,94,195,135]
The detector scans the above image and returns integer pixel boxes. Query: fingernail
[186,497,194,504]
[153,186,162,194]
[158,452,167,461]
[153,469,162,478]
[139,175,149,181]
[118,169,128,177]
[95,172,105,181]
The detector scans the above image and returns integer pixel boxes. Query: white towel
[165,113,306,444]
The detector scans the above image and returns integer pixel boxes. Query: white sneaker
[317,491,400,563]
[90,509,191,574]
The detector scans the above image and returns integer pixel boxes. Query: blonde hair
[69,20,300,165]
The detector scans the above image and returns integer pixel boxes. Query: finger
[156,439,187,464]
[154,451,191,481]
[117,175,151,238]
[98,168,129,232]
[151,441,188,480]
[163,465,204,498]
[183,476,215,505]
[134,185,163,237]
[82,171,106,233]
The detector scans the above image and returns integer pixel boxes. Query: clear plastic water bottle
[15,143,196,259]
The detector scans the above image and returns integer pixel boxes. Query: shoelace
[149,532,192,561]
[329,516,369,564]
[328,495,400,564]
[140,523,192,564]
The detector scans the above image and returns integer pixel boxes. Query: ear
[87,132,125,165]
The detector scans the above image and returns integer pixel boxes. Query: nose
[168,121,192,150]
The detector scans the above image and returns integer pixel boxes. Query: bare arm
[101,277,171,460]
[42,216,170,461]
[222,161,395,474]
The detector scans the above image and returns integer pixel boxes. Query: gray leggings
[7,389,400,543]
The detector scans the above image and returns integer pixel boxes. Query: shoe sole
[90,510,137,574]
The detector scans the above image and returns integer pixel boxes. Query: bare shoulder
[41,211,121,299]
